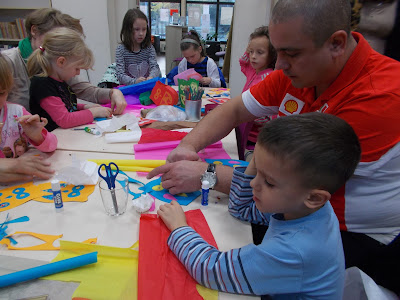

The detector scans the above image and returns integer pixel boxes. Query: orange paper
[150,81,178,106]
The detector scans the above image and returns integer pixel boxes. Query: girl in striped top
[178,30,221,87]
[115,9,161,86]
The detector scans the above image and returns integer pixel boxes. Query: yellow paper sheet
[89,159,165,168]
[43,240,139,300]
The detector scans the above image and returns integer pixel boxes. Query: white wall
[229,0,274,97]
[52,0,137,86]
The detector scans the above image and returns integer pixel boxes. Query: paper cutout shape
[173,68,203,85]
[140,177,200,206]
[0,231,97,250]
[0,182,95,212]
[0,214,30,244]
[43,240,139,300]
[205,158,249,168]
[150,81,178,106]
[138,210,218,300]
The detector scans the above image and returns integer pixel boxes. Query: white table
[0,148,256,299]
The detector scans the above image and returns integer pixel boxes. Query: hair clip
[39,46,45,52]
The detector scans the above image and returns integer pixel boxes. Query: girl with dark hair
[178,30,222,87]
[116,9,161,86]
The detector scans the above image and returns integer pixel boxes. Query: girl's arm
[239,51,251,77]
[206,58,221,88]
[40,96,93,129]
[115,45,136,86]
[148,46,161,78]
[21,108,57,152]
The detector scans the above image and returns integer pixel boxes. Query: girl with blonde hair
[28,27,112,132]
[0,53,57,159]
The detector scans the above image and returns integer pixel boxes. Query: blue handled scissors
[98,163,119,214]
[98,162,119,190]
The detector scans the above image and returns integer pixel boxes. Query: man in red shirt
[148,0,400,293]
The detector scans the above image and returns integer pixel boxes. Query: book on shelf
[0,18,27,40]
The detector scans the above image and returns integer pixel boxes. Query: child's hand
[88,106,112,118]
[245,155,257,176]
[146,76,153,80]
[17,115,47,145]
[199,77,212,86]
[83,103,101,109]
[157,200,188,231]
[136,77,147,84]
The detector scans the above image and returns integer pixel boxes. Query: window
[140,0,234,41]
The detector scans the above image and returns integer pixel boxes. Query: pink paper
[134,140,230,161]
[103,103,157,117]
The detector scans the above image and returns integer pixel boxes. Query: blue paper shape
[140,178,201,206]
[205,158,249,168]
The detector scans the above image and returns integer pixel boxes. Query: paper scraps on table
[208,97,230,105]
[95,113,139,133]
[0,230,97,251]
[0,214,30,245]
[0,182,95,212]
[43,240,139,300]
[55,156,99,185]
[138,210,218,300]
[138,128,188,143]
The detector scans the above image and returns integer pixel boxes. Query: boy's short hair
[257,112,361,194]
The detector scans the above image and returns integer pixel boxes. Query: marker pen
[201,180,209,209]
[51,179,64,212]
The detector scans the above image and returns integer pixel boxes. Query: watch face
[202,172,217,188]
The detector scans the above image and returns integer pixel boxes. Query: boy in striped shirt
[158,113,361,299]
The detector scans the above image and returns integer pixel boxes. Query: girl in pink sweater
[28,28,112,131]
[239,26,277,145]
[0,53,57,159]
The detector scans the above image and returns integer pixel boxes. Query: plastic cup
[185,99,202,121]
[99,174,128,216]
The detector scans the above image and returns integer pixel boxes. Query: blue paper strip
[0,251,98,288]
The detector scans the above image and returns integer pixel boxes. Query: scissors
[98,162,119,214]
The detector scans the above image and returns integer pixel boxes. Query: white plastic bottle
[201,180,209,209]
[51,179,64,212]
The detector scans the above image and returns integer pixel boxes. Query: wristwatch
[201,163,217,189]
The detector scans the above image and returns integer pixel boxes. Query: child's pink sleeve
[22,107,58,152]
[77,103,86,110]
[239,51,251,76]
[40,96,94,129]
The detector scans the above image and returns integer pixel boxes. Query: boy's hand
[245,155,257,176]
[199,77,212,86]
[89,106,112,118]
[157,201,188,231]
[17,115,47,144]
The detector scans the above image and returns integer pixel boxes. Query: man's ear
[328,30,347,58]
[304,189,331,210]
[56,57,67,68]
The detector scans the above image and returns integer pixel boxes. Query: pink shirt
[0,103,57,158]
[239,51,273,92]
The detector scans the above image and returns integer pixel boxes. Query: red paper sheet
[138,210,218,300]
[138,128,188,144]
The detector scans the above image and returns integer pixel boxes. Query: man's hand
[166,145,200,163]
[157,200,188,231]
[110,89,127,115]
[0,154,54,183]
[147,160,208,194]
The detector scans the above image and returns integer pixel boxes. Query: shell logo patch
[279,93,305,116]
[284,100,298,114]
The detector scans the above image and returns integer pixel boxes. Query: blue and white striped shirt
[167,167,345,299]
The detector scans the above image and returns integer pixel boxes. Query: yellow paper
[89,159,165,168]
[116,166,153,172]
[43,240,138,300]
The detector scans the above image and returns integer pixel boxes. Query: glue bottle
[201,180,209,209]
[51,179,64,212]
[84,127,101,135]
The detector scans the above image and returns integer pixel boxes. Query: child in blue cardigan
[158,112,361,299]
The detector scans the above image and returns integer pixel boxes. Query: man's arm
[167,93,257,162]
